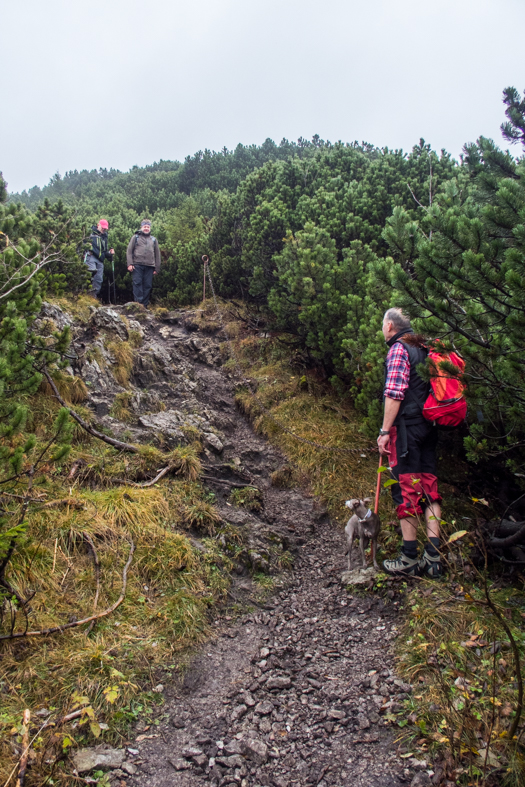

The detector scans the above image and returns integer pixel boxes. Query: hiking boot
[418,549,443,578]
[382,552,420,576]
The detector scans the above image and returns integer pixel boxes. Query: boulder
[40,302,73,331]
[187,336,221,366]
[72,747,125,773]
[127,318,144,338]
[341,566,379,586]
[204,432,224,453]
[159,310,180,324]
[132,345,176,386]
[89,308,128,341]
[138,411,185,444]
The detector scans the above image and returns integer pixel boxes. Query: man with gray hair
[126,219,161,307]
[377,308,442,577]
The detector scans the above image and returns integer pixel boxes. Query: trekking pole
[374,454,382,515]
[112,258,117,305]
[372,453,383,566]
[202,255,208,302]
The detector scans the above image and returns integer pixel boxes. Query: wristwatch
[378,429,390,436]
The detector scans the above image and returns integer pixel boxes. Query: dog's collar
[358,508,372,524]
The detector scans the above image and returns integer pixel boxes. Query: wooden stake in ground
[202,255,209,301]
[15,709,30,787]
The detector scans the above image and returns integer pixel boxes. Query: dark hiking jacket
[126,232,161,273]
[85,226,113,263]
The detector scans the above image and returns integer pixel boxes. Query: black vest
[385,330,429,425]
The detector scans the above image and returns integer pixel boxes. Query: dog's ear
[362,497,372,505]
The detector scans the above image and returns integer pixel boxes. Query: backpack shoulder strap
[132,233,140,259]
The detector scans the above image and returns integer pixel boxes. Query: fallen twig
[40,498,84,510]
[112,464,174,487]
[1,710,84,787]
[15,709,30,787]
[52,538,58,573]
[68,458,86,479]
[83,533,100,635]
[2,718,50,787]
[0,539,135,641]
[0,492,47,502]
[488,522,525,548]
[201,474,255,488]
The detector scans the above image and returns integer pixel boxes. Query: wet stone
[254,700,274,715]
[240,738,268,764]
[266,676,292,690]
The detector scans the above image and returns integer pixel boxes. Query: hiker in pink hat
[83,219,115,298]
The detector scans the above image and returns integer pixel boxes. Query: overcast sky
[3,0,524,193]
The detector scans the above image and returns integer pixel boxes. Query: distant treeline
[5,90,525,474]
[9,136,331,211]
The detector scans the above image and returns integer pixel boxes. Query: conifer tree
[0,180,75,600]
[379,92,525,467]
[501,86,525,147]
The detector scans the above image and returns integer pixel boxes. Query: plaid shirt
[384,341,410,400]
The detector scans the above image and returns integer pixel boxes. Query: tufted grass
[39,369,89,404]
[0,468,229,786]
[0,335,221,786]
[105,338,135,388]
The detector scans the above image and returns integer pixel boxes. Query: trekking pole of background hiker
[112,258,117,305]
[202,255,209,301]
[373,453,383,565]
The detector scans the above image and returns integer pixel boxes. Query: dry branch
[0,539,134,641]
[15,709,30,787]
[201,474,255,488]
[488,522,525,548]
[40,498,84,510]
[83,533,100,635]
[112,464,173,488]
[1,710,79,787]
[41,367,139,453]
[68,458,86,479]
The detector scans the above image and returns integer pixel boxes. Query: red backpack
[422,347,467,427]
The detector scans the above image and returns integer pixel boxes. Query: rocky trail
[124,535,413,787]
[49,301,434,787]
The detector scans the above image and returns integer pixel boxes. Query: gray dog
[344,498,381,570]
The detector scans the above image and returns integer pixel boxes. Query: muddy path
[64,303,421,787]
[101,328,412,787]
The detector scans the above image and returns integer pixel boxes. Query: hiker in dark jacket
[377,308,442,578]
[126,219,161,307]
[84,219,114,298]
